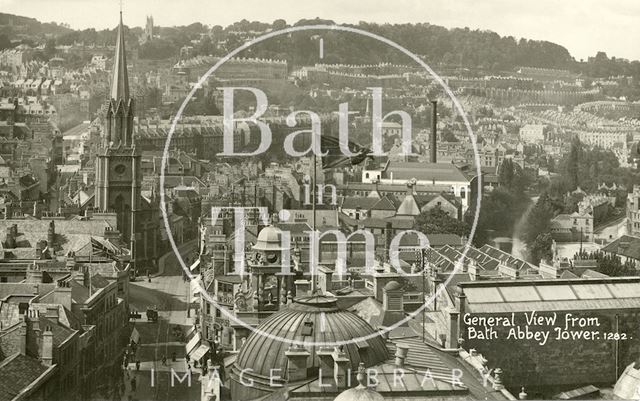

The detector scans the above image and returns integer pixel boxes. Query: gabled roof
[371,196,396,211]
[396,194,420,216]
[559,270,579,279]
[339,196,379,211]
[415,193,462,208]
[581,269,608,278]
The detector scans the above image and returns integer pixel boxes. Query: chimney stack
[5,226,15,249]
[332,347,351,388]
[430,100,437,163]
[42,326,54,366]
[285,345,310,382]
[447,311,460,348]
[35,240,44,259]
[47,220,55,246]
[19,318,27,355]
[294,279,310,297]
[317,347,334,378]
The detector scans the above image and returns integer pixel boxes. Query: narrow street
[121,243,201,401]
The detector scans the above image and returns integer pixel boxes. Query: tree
[0,34,11,51]
[44,38,56,59]
[520,193,557,263]
[197,36,214,56]
[415,207,469,237]
[139,39,177,59]
[272,19,287,30]
[498,158,529,196]
[530,232,553,264]
[562,192,584,213]
[498,159,515,189]
[597,253,635,277]
[565,138,581,191]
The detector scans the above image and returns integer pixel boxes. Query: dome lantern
[253,225,287,252]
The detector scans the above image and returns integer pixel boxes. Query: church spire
[111,12,130,101]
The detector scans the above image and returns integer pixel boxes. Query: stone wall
[461,309,640,394]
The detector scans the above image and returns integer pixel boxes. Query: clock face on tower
[266,252,279,264]
[114,164,127,176]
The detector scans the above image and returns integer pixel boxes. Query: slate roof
[371,196,398,211]
[0,283,56,301]
[28,304,83,330]
[339,182,451,194]
[0,353,51,401]
[425,234,463,247]
[396,194,420,216]
[25,315,76,356]
[415,193,462,208]
[581,269,609,278]
[0,302,20,331]
[0,219,115,255]
[602,235,640,260]
[384,161,472,182]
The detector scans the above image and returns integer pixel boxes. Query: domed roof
[231,294,389,399]
[253,225,286,251]
[384,280,402,291]
[334,385,384,401]
[334,363,384,401]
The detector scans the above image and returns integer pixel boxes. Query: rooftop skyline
[0,0,639,62]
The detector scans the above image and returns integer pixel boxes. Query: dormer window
[301,320,313,336]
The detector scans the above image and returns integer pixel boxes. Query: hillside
[0,12,638,80]
[0,12,72,48]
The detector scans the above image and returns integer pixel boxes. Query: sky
[1,0,639,61]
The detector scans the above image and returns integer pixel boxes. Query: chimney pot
[395,344,409,367]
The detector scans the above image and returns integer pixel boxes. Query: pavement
[119,241,201,401]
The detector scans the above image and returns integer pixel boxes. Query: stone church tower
[94,12,142,260]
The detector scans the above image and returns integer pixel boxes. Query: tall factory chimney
[430,100,438,163]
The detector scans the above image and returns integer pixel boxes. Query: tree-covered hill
[1,12,639,78]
